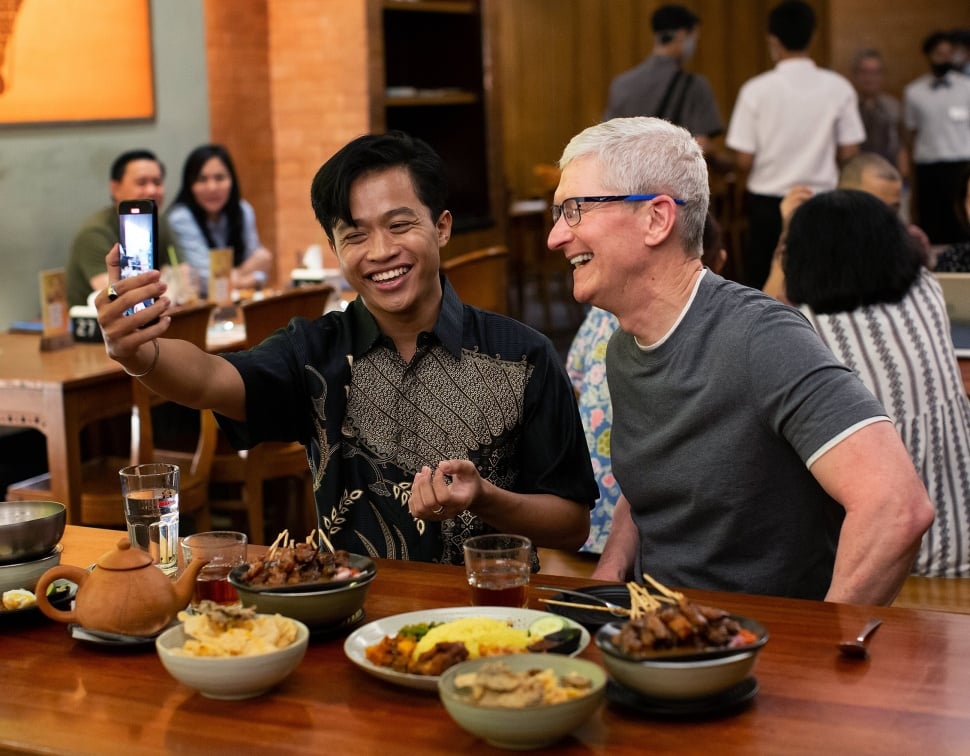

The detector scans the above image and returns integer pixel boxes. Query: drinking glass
[463,533,532,608]
[119,463,180,576]
[181,531,248,608]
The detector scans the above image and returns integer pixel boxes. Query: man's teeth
[371,267,408,282]
[571,253,593,268]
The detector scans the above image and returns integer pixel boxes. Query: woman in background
[784,189,970,577]
[167,144,273,295]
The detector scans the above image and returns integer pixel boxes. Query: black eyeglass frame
[551,193,687,227]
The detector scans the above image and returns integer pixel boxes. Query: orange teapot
[34,537,207,636]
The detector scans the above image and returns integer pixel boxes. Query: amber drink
[181,531,248,608]
[464,534,531,608]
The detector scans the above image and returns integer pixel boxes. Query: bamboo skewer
[538,598,630,615]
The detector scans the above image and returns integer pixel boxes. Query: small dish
[606,677,759,718]
[228,553,376,594]
[69,622,172,647]
[0,578,75,618]
[596,616,769,663]
[542,585,632,629]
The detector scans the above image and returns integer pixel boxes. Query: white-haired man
[547,116,934,605]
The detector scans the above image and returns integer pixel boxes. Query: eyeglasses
[551,194,687,227]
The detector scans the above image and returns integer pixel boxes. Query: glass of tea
[181,531,248,608]
[463,534,532,608]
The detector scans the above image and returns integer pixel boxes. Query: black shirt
[218,278,597,564]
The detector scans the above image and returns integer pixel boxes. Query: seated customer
[784,189,970,577]
[549,116,933,604]
[94,132,596,565]
[67,149,184,308]
[166,144,273,296]
[566,211,725,554]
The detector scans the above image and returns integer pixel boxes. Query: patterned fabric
[218,278,598,566]
[934,241,970,272]
[566,307,622,554]
[802,269,970,577]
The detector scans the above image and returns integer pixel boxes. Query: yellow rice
[411,617,530,662]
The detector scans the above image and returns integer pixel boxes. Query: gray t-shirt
[607,272,887,599]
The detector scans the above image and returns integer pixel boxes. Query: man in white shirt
[726,0,864,289]
[902,31,970,245]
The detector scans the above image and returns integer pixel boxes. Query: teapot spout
[173,557,209,610]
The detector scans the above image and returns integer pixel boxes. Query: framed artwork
[0,0,154,126]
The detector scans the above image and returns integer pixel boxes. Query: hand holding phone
[118,199,159,317]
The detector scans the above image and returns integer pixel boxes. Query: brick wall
[204,0,370,284]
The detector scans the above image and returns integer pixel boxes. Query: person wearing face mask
[603,4,722,154]
[726,0,864,290]
[902,31,970,245]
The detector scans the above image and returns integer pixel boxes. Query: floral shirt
[566,307,622,553]
[218,278,597,565]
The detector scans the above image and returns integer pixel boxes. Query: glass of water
[119,463,180,576]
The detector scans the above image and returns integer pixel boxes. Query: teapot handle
[34,565,89,624]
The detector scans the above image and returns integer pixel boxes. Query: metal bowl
[0,501,66,565]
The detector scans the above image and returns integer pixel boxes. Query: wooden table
[3,525,970,754]
[0,334,132,524]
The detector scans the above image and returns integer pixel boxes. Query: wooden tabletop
[2,525,970,754]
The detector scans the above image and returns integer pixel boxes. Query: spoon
[534,585,629,617]
[838,618,883,659]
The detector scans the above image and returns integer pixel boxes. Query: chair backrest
[240,284,334,347]
[131,301,218,476]
[441,245,510,314]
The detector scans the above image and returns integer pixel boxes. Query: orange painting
[0,0,153,125]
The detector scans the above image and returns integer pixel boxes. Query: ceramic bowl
[438,653,606,750]
[0,545,62,593]
[0,501,66,565]
[595,622,763,700]
[228,558,376,631]
[155,617,309,700]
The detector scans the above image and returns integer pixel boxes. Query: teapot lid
[97,537,155,570]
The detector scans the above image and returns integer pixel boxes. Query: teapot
[34,537,207,636]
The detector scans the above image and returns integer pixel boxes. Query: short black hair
[110,149,162,182]
[784,190,921,314]
[651,5,700,34]
[922,30,951,56]
[310,131,448,242]
[769,0,815,52]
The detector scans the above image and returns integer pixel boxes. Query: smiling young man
[547,116,934,605]
[95,131,595,564]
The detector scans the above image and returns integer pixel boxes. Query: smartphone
[118,199,159,317]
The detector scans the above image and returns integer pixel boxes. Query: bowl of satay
[593,575,768,701]
[228,529,376,632]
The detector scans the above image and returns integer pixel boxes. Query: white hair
[559,117,709,256]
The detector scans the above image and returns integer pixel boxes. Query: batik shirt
[218,278,597,565]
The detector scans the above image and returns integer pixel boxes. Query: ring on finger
[107,284,119,301]
[432,505,444,515]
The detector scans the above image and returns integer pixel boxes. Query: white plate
[343,606,590,691]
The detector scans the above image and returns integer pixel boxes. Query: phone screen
[118,200,157,316]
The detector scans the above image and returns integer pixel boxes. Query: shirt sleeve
[835,84,866,146]
[725,82,757,153]
[239,199,262,258]
[166,204,212,284]
[745,303,888,464]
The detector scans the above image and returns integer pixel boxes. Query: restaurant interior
[3,1,970,751]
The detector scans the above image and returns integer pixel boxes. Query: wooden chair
[6,302,218,533]
[442,245,510,314]
[209,284,334,544]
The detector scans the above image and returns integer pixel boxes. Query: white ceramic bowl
[438,653,606,750]
[0,545,62,593]
[155,617,309,700]
[595,621,762,700]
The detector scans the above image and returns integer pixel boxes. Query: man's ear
[436,210,453,246]
[642,196,679,247]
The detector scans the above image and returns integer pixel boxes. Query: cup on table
[463,533,532,608]
[181,531,248,608]
[119,463,180,576]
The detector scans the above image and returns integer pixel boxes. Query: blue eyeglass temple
[552,193,687,222]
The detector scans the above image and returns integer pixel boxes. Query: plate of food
[0,579,76,618]
[343,607,590,691]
